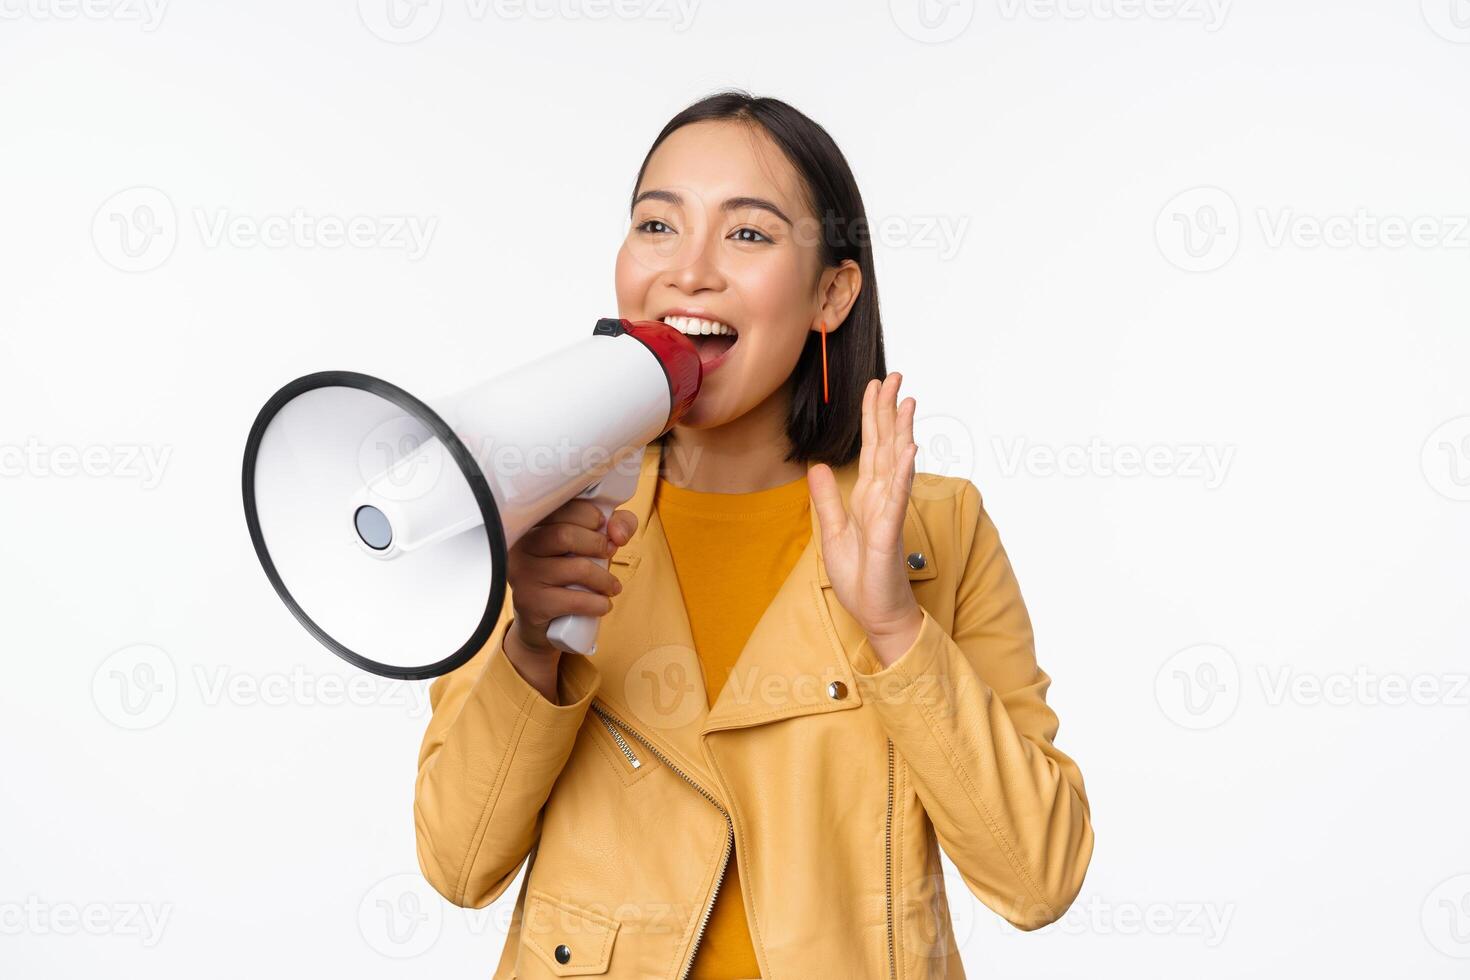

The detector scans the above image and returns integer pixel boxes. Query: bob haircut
[629,90,888,469]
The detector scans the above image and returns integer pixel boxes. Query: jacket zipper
[885,736,897,980]
[590,700,735,980]
[596,710,642,768]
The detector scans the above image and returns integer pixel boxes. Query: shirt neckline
[655,472,811,517]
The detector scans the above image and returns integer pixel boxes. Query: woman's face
[615,119,857,431]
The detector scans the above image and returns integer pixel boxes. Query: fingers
[875,374,896,480]
[542,498,612,531]
[882,441,918,530]
[806,462,848,538]
[527,504,640,555]
[858,373,916,531]
[521,520,615,560]
[894,394,916,493]
[859,378,878,483]
[865,373,912,488]
[607,509,639,546]
[514,580,616,622]
[533,553,624,597]
[505,502,640,636]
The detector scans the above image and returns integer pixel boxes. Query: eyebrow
[632,189,793,226]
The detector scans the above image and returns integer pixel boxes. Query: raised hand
[807,372,925,667]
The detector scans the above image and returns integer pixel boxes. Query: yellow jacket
[414,440,1095,978]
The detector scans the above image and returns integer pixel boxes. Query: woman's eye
[635,219,674,235]
[729,227,771,244]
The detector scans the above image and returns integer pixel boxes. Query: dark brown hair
[631,90,887,468]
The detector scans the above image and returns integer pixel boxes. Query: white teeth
[662,315,734,337]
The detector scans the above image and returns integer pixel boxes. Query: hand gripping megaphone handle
[543,457,644,656]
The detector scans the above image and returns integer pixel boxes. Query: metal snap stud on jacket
[554,944,571,964]
[827,680,848,700]
[906,551,927,570]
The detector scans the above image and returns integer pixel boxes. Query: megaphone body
[242,318,702,679]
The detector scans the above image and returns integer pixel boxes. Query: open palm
[807,372,922,640]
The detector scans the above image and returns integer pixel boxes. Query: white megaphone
[241,318,701,679]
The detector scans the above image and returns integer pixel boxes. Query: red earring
[819,320,830,404]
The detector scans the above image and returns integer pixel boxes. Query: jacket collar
[558,439,937,788]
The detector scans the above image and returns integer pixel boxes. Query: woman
[414,91,1094,979]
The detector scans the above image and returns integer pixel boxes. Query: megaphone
[241,318,701,680]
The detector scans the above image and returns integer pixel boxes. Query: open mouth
[660,314,738,367]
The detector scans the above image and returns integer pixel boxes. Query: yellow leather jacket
[414,441,1095,978]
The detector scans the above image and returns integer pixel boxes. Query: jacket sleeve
[848,481,1094,931]
[413,587,601,908]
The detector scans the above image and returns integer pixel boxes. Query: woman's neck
[659,381,807,493]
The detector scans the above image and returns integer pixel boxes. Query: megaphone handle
[545,459,643,656]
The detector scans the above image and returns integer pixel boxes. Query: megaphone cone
[241,318,701,679]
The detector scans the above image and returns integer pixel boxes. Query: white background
[2,0,1468,976]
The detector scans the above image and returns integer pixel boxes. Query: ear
[813,259,862,335]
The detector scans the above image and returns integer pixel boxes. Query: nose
[664,223,726,295]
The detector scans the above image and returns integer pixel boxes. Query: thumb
[806,463,847,539]
[607,509,639,545]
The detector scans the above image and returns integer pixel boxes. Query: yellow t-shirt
[654,471,813,980]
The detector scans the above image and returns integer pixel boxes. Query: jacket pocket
[519,889,621,976]
[587,703,657,786]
